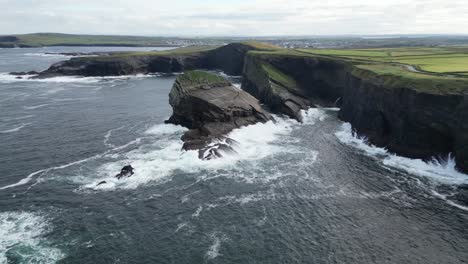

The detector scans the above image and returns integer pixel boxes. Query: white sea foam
[0,123,31,134]
[23,104,50,110]
[144,123,187,136]
[192,206,203,218]
[0,211,64,263]
[103,126,125,148]
[335,123,468,185]
[205,233,228,260]
[24,52,73,57]
[83,110,327,190]
[430,190,468,212]
[0,72,159,84]
[300,108,328,125]
[1,115,35,122]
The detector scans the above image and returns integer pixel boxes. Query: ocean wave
[0,72,162,84]
[0,211,65,263]
[0,123,31,134]
[0,138,142,191]
[0,115,35,122]
[23,104,50,110]
[335,123,468,185]
[430,190,468,212]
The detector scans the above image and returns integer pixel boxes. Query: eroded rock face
[166,70,273,159]
[242,53,468,173]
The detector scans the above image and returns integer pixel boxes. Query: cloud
[0,0,467,36]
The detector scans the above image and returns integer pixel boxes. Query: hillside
[0,33,182,48]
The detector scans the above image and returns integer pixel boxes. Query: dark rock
[242,53,468,173]
[10,71,39,76]
[97,181,107,186]
[166,70,272,159]
[32,43,273,78]
[0,36,18,42]
[115,165,135,179]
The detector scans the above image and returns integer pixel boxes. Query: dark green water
[0,47,467,264]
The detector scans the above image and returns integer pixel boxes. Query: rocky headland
[20,42,468,173]
[166,70,272,159]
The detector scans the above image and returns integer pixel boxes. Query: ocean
[0,46,467,264]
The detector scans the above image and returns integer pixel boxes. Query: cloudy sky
[1,0,467,36]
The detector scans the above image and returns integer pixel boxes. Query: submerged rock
[166,70,273,159]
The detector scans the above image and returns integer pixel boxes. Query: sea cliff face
[339,73,468,173]
[242,52,468,173]
[242,53,346,120]
[35,43,272,78]
[38,52,211,78]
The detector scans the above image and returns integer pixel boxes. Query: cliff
[242,51,346,120]
[241,51,468,173]
[166,71,272,159]
[339,69,468,173]
[34,42,279,78]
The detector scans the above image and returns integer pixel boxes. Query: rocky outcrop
[242,53,345,121]
[339,71,468,173]
[242,52,468,173]
[35,52,211,78]
[206,43,260,76]
[166,70,272,159]
[32,43,276,78]
[0,36,18,42]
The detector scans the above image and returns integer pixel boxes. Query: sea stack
[166,70,273,159]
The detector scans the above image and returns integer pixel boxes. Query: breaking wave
[0,211,64,263]
[335,123,468,185]
[82,109,328,191]
[83,117,298,190]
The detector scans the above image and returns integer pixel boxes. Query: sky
[1,0,468,36]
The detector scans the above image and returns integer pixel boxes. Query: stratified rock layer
[166,70,272,159]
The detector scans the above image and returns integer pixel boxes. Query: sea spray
[335,123,468,185]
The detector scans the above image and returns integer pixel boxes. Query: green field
[297,47,468,76]
[0,33,179,47]
[244,45,468,94]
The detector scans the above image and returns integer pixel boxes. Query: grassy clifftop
[178,71,228,86]
[246,46,468,94]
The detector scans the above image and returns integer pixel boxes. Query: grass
[241,42,283,51]
[354,64,468,93]
[297,47,468,74]
[246,46,468,94]
[178,70,227,86]
[106,45,217,58]
[0,33,176,47]
[261,63,298,89]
